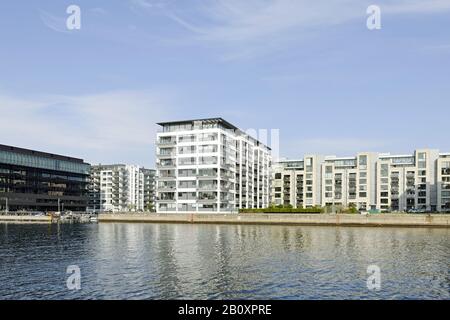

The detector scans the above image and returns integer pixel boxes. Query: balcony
[198,196,217,202]
[197,173,218,179]
[157,139,176,146]
[157,163,176,170]
[156,197,176,202]
[198,184,218,191]
[157,174,176,180]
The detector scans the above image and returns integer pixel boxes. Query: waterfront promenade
[98,213,450,228]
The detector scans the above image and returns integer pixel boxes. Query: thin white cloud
[39,9,71,33]
[0,90,175,167]
[132,0,450,59]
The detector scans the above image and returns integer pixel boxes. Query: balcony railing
[157,140,176,146]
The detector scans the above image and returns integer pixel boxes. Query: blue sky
[0,0,449,167]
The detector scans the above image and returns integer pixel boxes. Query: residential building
[155,118,271,213]
[0,144,90,212]
[273,149,449,212]
[436,153,450,212]
[322,153,378,211]
[88,164,156,212]
[271,155,323,208]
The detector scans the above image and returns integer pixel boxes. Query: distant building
[0,144,90,212]
[155,118,272,213]
[88,164,156,212]
[272,149,450,212]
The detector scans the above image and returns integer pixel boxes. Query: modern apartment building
[273,149,450,212]
[437,153,450,212]
[322,153,378,211]
[88,164,156,212]
[0,144,90,212]
[271,156,323,208]
[155,118,271,213]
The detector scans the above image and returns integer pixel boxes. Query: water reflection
[0,223,448,300]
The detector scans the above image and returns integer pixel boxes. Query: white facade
[436,153,450,212]
[88,164,156,212]
[322,153,378,211]
[156,118,271,213]
[273,149,450,212]
[271,156,323,208]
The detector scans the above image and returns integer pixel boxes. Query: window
[380,164,389,177]
[359,155,367,169]
[275,173,281,179]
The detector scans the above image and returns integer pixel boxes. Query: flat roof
[379,154,414,159]
[0,144,86,163]
[325,156,356,161]
[157,117,238,131]
[157,117,271,150]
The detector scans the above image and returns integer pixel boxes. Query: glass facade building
[0,144,90,212]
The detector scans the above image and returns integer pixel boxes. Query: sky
[0,0,449,168]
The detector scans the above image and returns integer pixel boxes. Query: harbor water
[0,223,448,300]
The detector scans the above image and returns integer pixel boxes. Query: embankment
[98,213,450,228]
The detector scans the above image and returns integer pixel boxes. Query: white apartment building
[273,149,450,212]
[437,153,450,212]
[376,149,441,212]
[88,164,156,212]
[321,153,378,211]
[271,156,323,208]
[156,118,271,213]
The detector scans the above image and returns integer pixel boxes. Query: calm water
[0,222,448,300]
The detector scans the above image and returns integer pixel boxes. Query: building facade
[273,149,450,212]
[88,164,156,212]
[437,153,450,212]
[322,153,378,211]
[0,144,90,212]
[156,118,271,213]
[271,155,323,209]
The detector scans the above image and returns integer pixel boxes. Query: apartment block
[322,153,378,211]
[88,164,156,212]
[271,155,323,208]
[155,118,271,213]
[436,153,450,212]
[273,149,450,212]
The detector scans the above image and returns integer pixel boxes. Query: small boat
[90,216,98,222]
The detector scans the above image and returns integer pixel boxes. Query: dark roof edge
[0,144,86,164]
